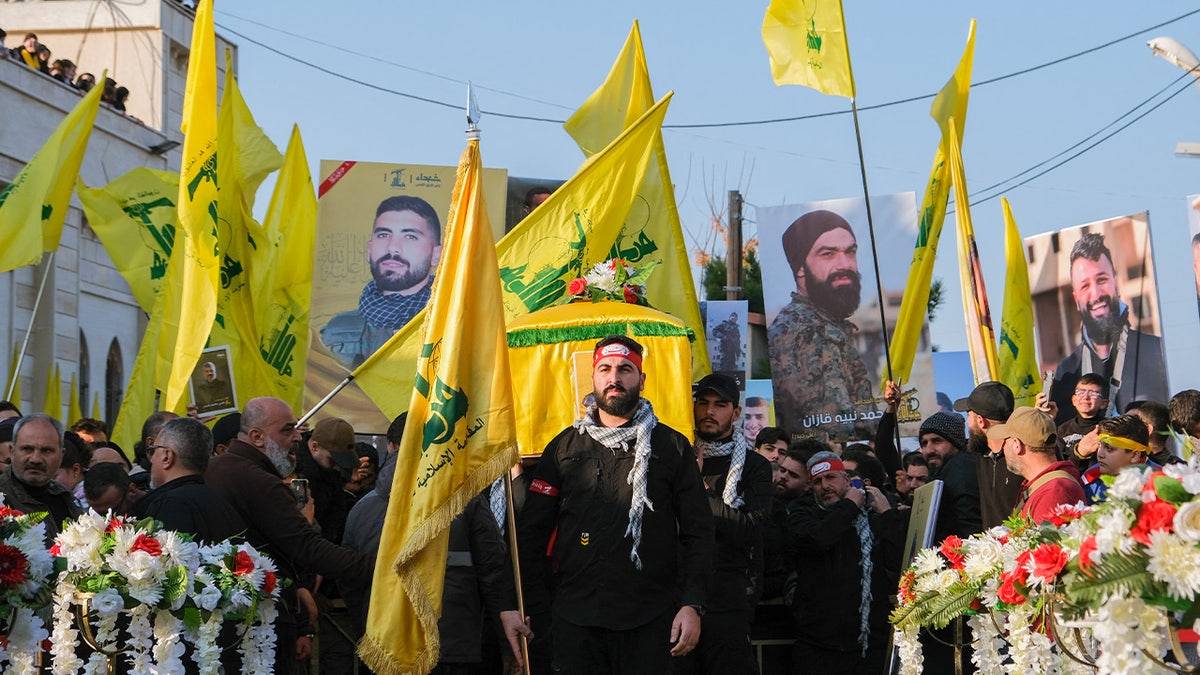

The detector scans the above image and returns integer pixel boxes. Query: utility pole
[726,190,743,300]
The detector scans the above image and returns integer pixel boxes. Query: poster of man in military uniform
[703,300,748,387]
[758,193,936,444]
[305,160,508,431]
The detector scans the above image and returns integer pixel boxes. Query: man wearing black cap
[0,416,17,469]
[954,381,1023,528]
[768,210,873,442]
[677,373,773,675]
[917,411,981,540]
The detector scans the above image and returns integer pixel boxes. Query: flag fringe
[506,319,691,348]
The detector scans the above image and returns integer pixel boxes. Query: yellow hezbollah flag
[252,125,315,412]
[998,198,1040,407]
[68,371,83,425]
[359,136,518,675]
[209,57,283,407]
[564,21,710,381]
[947,117,999,384]
[91,391,101,420]
[350,95,671,419]
[886,20,975,385]
[157,0,220,411]
[112,297,168,456]
[42,363,61,419]
[762,0,855,97]
[0,73,106,272]
[77,168,180,313]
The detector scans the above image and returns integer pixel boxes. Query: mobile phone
[290,479,310,508]
[850,477,864,490]
[1042,370,1054,397]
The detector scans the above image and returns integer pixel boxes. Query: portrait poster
[305,160,509,432]
[1024,212,1168,422]
[741,379,775,447]
[1188,195,1200,325]
[189,345,237,418]
[931,351,974,421]
[757,193,935,444]
[703,300,748,389]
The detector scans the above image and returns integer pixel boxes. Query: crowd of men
[1,29,133,114]
[1,332,1198,674]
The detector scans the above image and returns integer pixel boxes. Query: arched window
[105,338,123,433]
[78,330,90,419]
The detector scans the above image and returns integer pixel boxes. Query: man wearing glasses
[1053,373,1110,472]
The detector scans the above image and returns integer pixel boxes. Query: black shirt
[136,474,247,543]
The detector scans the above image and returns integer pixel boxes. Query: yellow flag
[359,136,518,675]
[351,94,671,419]
[157,0,220,412]
[886,20,975,385]
[0,73,106,272]
[252,125,315,412]
[77,168,180,313]
[564,22,710,381]
[112,298,166,456]
[42,363,61,419]
[762,0,855,97]
[5,345,19,405]
[91,391,102,420]
[68,371,83,425]
[998,198,1040,407]
[947,117,999,384]
[209,57,283,408]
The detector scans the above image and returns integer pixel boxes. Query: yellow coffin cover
[507,301,695,458]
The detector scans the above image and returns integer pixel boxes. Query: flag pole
[849,100,894,383]
[298,375,355,426]
[503,469,531,675]
[7,252,55,401]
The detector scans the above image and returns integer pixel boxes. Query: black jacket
[439,495,517,664]
[517,421,714,630]
[787,496,902,653]
[135,474,246,543]
[698,449,773,612]
[933,451,982,541]
[0,467,82,545]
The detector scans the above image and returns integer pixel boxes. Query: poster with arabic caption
[757,192,935,445]
[1025,212,1168,424]
[304,160,508,433]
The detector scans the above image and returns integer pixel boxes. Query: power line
[215,8,1200,129]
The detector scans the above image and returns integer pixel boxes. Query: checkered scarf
[358,279,434,328]
[489,476,506,529]
[852,508,874,656]
[695,433,748,509]
[574,398,658,570]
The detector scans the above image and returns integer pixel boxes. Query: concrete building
[0,0,235,431]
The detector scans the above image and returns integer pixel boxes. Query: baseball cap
[311,417,360,469]
[211,412,241,450]
[953,381,1015,421]
[986,406,1057,447]
[695,373,739,404]
[0,416,17,444]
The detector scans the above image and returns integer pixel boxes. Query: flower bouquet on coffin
[560,256,660,306]
[50,511,198,674]
[0,502,54,673]
[186,541,284,675]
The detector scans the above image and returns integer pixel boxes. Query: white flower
[1108,468,1148,501]
[962,537,1003,579]
[195,582,223,612]
[912,548,944,576]
[90,588,124,615]
[1145,529,1200,600]
[1174,500,1200,543]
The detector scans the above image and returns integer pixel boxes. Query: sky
[218,1,1200,393]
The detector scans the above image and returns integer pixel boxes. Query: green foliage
[927,277,944,322]
[163,565,189,603]
[922,583,983,630]
[183,606,202,632]
[1153,475,1190,505]
[700,250,764,314]
[1064,550,1154,610]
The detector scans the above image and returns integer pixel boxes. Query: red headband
[593,342,643,370]
[808,457,845,479]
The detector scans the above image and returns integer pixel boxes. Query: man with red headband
[785,449,902,674]
[517,335,715,675]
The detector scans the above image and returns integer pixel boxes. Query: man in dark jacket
[0,414,83,544]
[918,411,981,541]
[206,397,372,673]
[788,450,901,674]
[676,373,772,675]
[517,336,715,675]
[953,381,1022,529]
[137,416,245,543]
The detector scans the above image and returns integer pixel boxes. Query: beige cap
[985,406,1057,447]
[311,417,359,469]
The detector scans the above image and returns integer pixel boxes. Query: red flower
[1078,536,1099,577]
[997,572,1027,605]
[0,544,29,588]
[940,535,965,569]
[49,543,61,557]
[1013,550,1032,584]
[264,571,277,594]
[1029,543,1069,581]
[1132,499,1178,545]
[898,570,916,604]
[106,517,123,533]
[1048,504,1088,527]
[622,286,638,304]
[0,507,24,519]
[234,551,254,576]
[567,277,587,296]
[130,534,162,557]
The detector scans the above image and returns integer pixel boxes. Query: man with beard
[517,336,714,675]
[0,414,83,544]
[769,210,874,442]
[989,407,1084,523]
[321,195,443,368]
[953,381,1022,529]
[206,397,371,673]
[677,374,773,675]
[1048,232,1167,424]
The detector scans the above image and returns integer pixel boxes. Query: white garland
[152,610,186,673]
[1004,603,1060,673]
[968,611,1006,673]
[49,581,83,674]
[83,608,119,675]
[2,607,47,675]
[893,625,923,675]
[125,605,154,673]
[190,611,224,675]
[242,601,279,675]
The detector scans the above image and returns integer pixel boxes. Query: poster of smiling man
[1025,212,1168,423]
[305,160,508,430]
[758,193,935,444]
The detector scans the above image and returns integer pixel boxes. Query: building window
[79,330,90,419]
[105,338,123,433]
